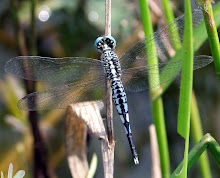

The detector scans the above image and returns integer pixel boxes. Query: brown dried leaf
[65,101,108,178]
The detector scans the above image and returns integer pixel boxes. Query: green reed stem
[191,92,212,178]
[139,0,170,177]
[152,1,220,100]
[176,1,193,177]
[197,0,220,82]
[160,1,212,176]
[161,0,181,50]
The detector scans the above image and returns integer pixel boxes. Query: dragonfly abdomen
[111,78,139,164]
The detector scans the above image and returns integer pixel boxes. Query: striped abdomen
[111,78,139,164]
[100,49,139,164]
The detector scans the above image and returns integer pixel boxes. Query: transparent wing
[119,9,204,70]
[5,56,105,84]
[121,55,213,92]
[18,77,107,110]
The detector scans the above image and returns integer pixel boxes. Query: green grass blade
[161,0,181,50]
[176,0,193,177]
[138,0,170,177]
[190,92,212,178]
[197,0,220,82]
[152,1,220,100]
[86,153,98,178]
[209,136,220,166]
[171,133,220,177]
[160,0,212,177]
[177,0,193,141]
[161,0,175,24]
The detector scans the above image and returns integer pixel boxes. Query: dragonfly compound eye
[94,36,104,52]
[105,36,116,50]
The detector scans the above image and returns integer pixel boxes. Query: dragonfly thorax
[94,36,116,52]
[101,50,122,79]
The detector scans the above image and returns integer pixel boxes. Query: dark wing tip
[17,97,29,111]
[17,95,37,111]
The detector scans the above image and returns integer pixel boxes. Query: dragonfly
[5,9,213,164]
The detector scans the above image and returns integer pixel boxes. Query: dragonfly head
[94,36,116,52]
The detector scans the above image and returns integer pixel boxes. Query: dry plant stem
[106,81,113,143]
[149,125,161,178]
[103,0,114,177]
[105,0,111,36]
[105,0,114,144]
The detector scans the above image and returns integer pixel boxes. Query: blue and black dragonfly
[5,9,213,164]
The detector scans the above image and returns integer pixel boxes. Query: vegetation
[0,0,219,177]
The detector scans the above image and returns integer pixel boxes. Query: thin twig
[105,0,111,36]
[103,0,114,177]
[105,0,114,146]
[106,82,114,143]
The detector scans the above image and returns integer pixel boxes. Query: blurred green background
[0,0,219,177]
